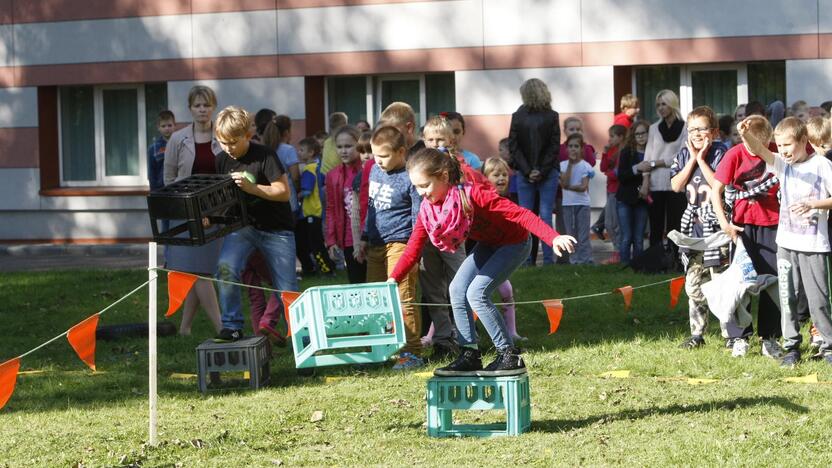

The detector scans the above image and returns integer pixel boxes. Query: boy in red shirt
[711,115,783,358]
[613,94,640,129]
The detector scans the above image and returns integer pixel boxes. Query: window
[633,62,786,121]
[326,72,455,128]
[635,66,680,122]
[59,83,165,186]
[748,61,786,106]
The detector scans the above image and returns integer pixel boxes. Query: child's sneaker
[479,347,527,376]
[761,338,784,359]
[213,328,244,343]
[678,335,705,349]
[810,324,822,349]
[392,352,425,370]
[434,348,483,376]
[731,338,750,358]
[780,349,801,368]
[511,334,528,342]
[725,337,736,349]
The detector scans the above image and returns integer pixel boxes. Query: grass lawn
[1,265,831,466]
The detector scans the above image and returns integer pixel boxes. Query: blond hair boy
[212,106,297,343]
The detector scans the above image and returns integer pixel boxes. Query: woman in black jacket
[508,78,560,265]
[616,121,651,265]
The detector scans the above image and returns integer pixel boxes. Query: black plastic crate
[147,174,248,246]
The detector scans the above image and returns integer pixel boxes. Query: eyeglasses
[689,127,712,134]
[634,132,648,137]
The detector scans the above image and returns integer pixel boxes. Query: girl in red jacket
[325,125,366,283]
[389,148,575,376]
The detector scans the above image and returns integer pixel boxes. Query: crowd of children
[148,81,832,373]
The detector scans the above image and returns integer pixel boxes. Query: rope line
[16,280,153,361]
[151,266,678,308]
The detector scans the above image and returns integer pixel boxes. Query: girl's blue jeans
[449,236,531,351]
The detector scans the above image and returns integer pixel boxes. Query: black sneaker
[434,347,482,376]
[431,342,459,361]
[213,328,244,343]
[478,347,527,376]
[679,335,705,349]
[780,349,801,368]
[725,337,736,349]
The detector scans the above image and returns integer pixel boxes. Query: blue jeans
[216,226,298,330]
[449,236,531,351]
[617,202,648,265]
[516,170,558,265]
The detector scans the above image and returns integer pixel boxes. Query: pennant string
[16,280,151,361]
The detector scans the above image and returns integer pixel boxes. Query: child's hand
[328,245,340,261]
[552,235,577,257]
[232,171,256,194]
[721,222,744,243]
[201,217,211,228]
[386,277,397,284]
[790,200,816,217]
[354,241,367,263]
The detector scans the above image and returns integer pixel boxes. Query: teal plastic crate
[288,282,405,368]
[426,374,531,437]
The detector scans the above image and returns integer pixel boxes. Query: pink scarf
[419,183,473,253]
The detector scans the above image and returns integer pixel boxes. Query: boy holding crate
[212,106,297,343]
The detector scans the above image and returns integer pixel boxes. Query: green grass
[1,266,832,466]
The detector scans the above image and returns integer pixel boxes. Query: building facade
[1,0,830,242]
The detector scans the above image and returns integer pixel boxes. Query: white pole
[148,242,158,446]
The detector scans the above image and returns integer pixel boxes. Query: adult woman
[508,78,560,265]
[638,89,687,250]
[163,85,223,336]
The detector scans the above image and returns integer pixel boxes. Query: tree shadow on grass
[532,396,808,434]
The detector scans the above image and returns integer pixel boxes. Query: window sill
[39,186,150,197]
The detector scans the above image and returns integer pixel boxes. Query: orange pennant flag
[472,310,479,322]
[669,276,685,309]
[281,291,301,337]
[543,300,564,335]
[614,286,633,310]
[166,271,198,317]
[0,358,20,411]
[67,314,100,371]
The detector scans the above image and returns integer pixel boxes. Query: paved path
[0,239,618,273]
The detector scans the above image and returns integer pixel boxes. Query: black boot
[434,347,482,376]
[480,346,526,376]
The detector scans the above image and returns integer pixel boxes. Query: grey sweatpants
[604,192,620,251]
[563,204,592,264]
[777,247,832,352]
[420,243,464,347]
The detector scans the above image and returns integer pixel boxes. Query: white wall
[786,59,832,105]
[455,67,614,116]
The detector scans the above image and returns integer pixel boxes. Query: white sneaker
[731,338,750,358]
[761,338,784,359]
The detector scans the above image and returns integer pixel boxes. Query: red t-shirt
[390,182,559,282]
[600,145,619,193]
[192,142,216,174]
[613,113,633,128]
[714,143,779,226]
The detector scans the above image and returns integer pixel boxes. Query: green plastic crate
[426,374,531,437]
[288,282,405,369]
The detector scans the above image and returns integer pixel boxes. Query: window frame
[632,63,750,119]
[58,84,148,187]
